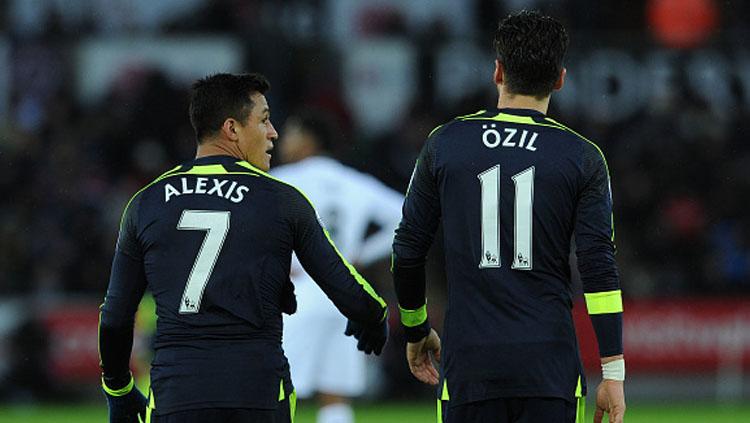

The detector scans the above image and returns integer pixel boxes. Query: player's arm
[392,135,440,343]
[98,197,148,421]
[392,134,442,385]
[357,177,405,266]
[288,187,388,352]
[575,145,625,422]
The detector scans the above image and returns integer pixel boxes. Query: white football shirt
[272,156,404,279]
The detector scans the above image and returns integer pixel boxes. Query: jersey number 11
[478,165,534,270]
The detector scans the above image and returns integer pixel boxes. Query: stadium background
[1,0,750,421]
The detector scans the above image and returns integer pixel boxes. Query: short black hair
[189,73,270,142]
[494,10,569,99]
[286,110,339,153]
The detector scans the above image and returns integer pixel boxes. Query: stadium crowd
[2,0,749,300]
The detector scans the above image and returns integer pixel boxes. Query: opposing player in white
[273,112,404,423]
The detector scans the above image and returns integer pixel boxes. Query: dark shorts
[147,392,296,423]
[439,396,585,423]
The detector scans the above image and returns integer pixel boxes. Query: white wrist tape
[602,359,625,381]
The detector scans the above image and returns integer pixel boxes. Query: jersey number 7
[478,165,534,270]
[176,210,231,313]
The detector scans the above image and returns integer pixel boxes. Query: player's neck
[497,92,551,115]
[195,139,243,160]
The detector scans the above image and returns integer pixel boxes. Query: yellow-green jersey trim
[117,163,260,228]
[574,375,585,422]
[457,111,564,130]
[289,389,297,422]
[145,388,155,423]
[399,303,428,327]
[576,396,586,423]
[436,378,450,423]
[278,379,285,401]
[441,379,450,401]
[102,374,134,397]
[427,124,445,138]
[236,161,388,311]
[184,164,227,175]
[584,290,623,314]
[456,109,487,119]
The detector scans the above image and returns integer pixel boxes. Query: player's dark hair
[286,110,339,153]
[189,73,270,143]
[494,10,569,99]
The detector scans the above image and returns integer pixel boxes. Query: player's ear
[553,67,566,91]
[493,59,504,86]
[221,118,240,141]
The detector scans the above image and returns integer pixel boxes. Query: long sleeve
[287,188,387,325]
[99,196,148,388]
[392,134,442,341]
[575,144,623,357]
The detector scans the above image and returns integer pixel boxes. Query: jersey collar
[191,155,241,165]
[493,107,547,117]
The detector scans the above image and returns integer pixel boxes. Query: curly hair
[494,10,569,99]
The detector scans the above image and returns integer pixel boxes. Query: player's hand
[103,386,148,423]
[406,328,441,385]
[344,315,389,355]
[594,379,625,423]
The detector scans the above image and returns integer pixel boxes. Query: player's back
[427,108,606,402]
[122,155,300,413]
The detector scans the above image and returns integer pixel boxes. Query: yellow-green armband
[399,303,428,327]
[584,290,623,314]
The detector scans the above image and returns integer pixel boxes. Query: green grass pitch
[1,401,749,422]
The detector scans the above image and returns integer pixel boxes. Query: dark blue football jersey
[393,108,621,406]
[99,155,386,415]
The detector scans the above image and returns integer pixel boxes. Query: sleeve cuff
[102,373,134,397]
[403,320,431,343]
[590,313,623,357]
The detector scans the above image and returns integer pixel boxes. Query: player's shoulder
[118,164,184,226]
[543,116,609,168]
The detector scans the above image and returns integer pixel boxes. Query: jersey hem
[153,400,281,416]
[444,388,581,408]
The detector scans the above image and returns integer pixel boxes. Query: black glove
[344,313,389,355]
[103,376,148,423]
